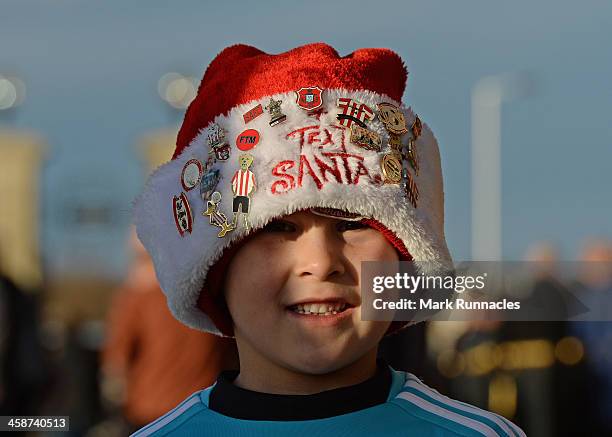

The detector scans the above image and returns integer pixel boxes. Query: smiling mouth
[288,301,353,316]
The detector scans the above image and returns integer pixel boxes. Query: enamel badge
[411,115,423,138]
[231,154,256,231]
[207,124,231,161]
[202,191,235,238]
[336,98,374,128]
[265,98,287,127]
[381,152,403,184]
[406,139,419,175]
[377,103,408,136]
[243,104,264,124]
[200,168,221,201]
[296,86,323,111]
[350,124,382,151]
[172,192,193,236]
[181,159,203,191]
[403,169,419,208]
[235,129,260,151]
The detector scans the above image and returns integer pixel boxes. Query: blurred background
[1,0,611,435]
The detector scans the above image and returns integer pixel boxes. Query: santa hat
[134,43,453,336]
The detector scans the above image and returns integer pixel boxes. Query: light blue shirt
[132,367,525,437]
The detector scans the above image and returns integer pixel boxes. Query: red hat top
[175,43,408,158]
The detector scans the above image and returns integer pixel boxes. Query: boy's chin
[281,347,367,376]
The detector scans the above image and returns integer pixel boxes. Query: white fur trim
[133,89,453,335]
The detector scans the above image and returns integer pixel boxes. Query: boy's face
[223,210,396,375]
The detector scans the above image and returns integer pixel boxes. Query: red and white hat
[134,43,453,336]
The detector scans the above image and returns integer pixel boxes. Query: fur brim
[133,89,452,335]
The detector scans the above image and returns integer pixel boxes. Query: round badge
[181,159,203,191]
[381,153,403,184]
[236,129,260,151]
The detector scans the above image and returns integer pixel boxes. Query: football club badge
[235,129,260,151]
[213,143,230,161]
[403,168,419,208]
[388,135,402,152]
[349,124,382,151]
[181,159,203,191]
[207,123,231,161]
[377,102,408,136]
[336,98,374,128]
[411,115,423,138]
[203,152,216,172]
[265,98,287,127]
[200,168,221,201]
[202,191,235,238]
[243,104,264,124]
[406,138,419,175]
[172,192,193,236]
[381,152,403,184]
[231,154,256,231]
[296,86,324,111]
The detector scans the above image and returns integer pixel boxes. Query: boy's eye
[336,220,368,232]
[262,220,296,233]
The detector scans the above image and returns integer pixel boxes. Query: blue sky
[1,0,611,277]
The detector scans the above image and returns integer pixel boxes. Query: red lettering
[270,152,373,195]
[329,125,348,152]
[313,154,342,183]
[353,160,372,184]
[286,125,319,150]
[271,160,296,194]
[298,154,323,190]
[323,152,353,184]
[286,125,335,150]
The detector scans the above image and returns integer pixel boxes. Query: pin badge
[406,139,419,175]
[181,159,203,191]
[265,98,287,127]
[202,191,235,238]
[376,102,408,136]
[243,104,264,124]
[207,124,231,161]
[381,152,403,184]
[350,125,382,151]
[388,135,402,152]
[172,192,193,236]
[203,152,216,172]
[200,168,221,201]
[336,98,374,128]
[235,129,260,151]
[231,153,256,231]
[403,168,419,208]
[296,86,324,111]
[411,115,423,138]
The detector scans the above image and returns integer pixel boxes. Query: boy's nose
[292,227,346,281]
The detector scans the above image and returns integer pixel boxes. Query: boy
[133,43,525,436]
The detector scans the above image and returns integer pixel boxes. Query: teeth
[291,302,349,315]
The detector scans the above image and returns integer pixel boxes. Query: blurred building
[0,129,45,290]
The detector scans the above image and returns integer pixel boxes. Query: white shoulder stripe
[130,393,202,437]
[397,391,498,436]
[401,375,525,437]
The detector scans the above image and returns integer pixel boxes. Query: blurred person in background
[570,239,612,436]
[99,229,238,434]
[438,242,594,436]
[0,247,49,420]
